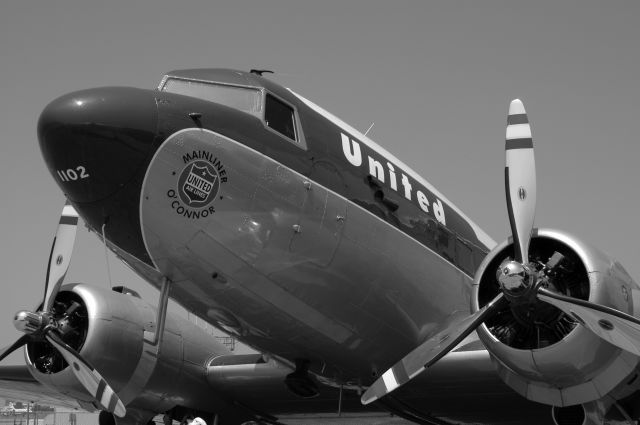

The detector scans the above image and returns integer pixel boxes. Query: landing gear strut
[99,411,116,425]
[284,359,319,398]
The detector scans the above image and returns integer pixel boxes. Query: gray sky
[1,1,639,364]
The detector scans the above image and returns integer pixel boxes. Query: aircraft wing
[0,365,79,408]
[207,349,553,424]
[0,350,553,424]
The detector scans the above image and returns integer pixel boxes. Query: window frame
[158,76,307,150]
[262,92,306,149]
[159,76,264,118]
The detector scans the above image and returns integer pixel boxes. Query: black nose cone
[38,87,158,203]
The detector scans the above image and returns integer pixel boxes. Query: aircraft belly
[140,128,474,382]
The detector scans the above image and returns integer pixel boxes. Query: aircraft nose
[38,87,158,203]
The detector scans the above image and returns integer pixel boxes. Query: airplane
[1,68,639,425]
[0,402,30,416]
[11,403,29,415]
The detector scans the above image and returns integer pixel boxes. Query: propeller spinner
[0,202,126,417]
[361,99,640,405]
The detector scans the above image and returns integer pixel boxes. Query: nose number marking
[57,166,90,182]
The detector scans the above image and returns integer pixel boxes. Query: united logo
[177,161,220,207]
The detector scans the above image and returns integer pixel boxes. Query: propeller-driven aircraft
[1,68,639,425]
[0,402,29,415]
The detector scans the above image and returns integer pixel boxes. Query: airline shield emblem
[178,161,220,207]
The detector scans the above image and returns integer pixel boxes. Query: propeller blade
[0,335,30,363]
[505,99,536,263]
[538,288,640,356]
[361,293,506,405]
[43,201,79,313]
[45,332,126,417]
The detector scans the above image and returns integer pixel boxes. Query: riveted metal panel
[140,127,476,383]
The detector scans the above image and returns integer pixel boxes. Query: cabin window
[162,78,263,118]
[265,94,297,141]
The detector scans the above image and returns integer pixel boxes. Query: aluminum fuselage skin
[36,69,540,421]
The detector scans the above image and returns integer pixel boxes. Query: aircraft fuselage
[38,69,494,387]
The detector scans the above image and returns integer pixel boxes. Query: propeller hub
[497,260,536,299]
[13,311,44,334]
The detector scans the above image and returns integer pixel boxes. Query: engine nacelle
[24,284,231,417]
[472,228,640,406]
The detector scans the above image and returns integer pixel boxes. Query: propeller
[362,99,640,405]
[360,293,506,405]
[0,202,126,417]
[504,99,536,264]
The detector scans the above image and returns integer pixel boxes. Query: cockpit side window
[265,94,297,141]
[162,78,263,118]
[160,76,307,150]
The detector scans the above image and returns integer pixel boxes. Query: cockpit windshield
[161,78,263,118]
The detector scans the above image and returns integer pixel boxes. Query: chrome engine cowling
[472,228,640,406]
[24,284,230,416]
